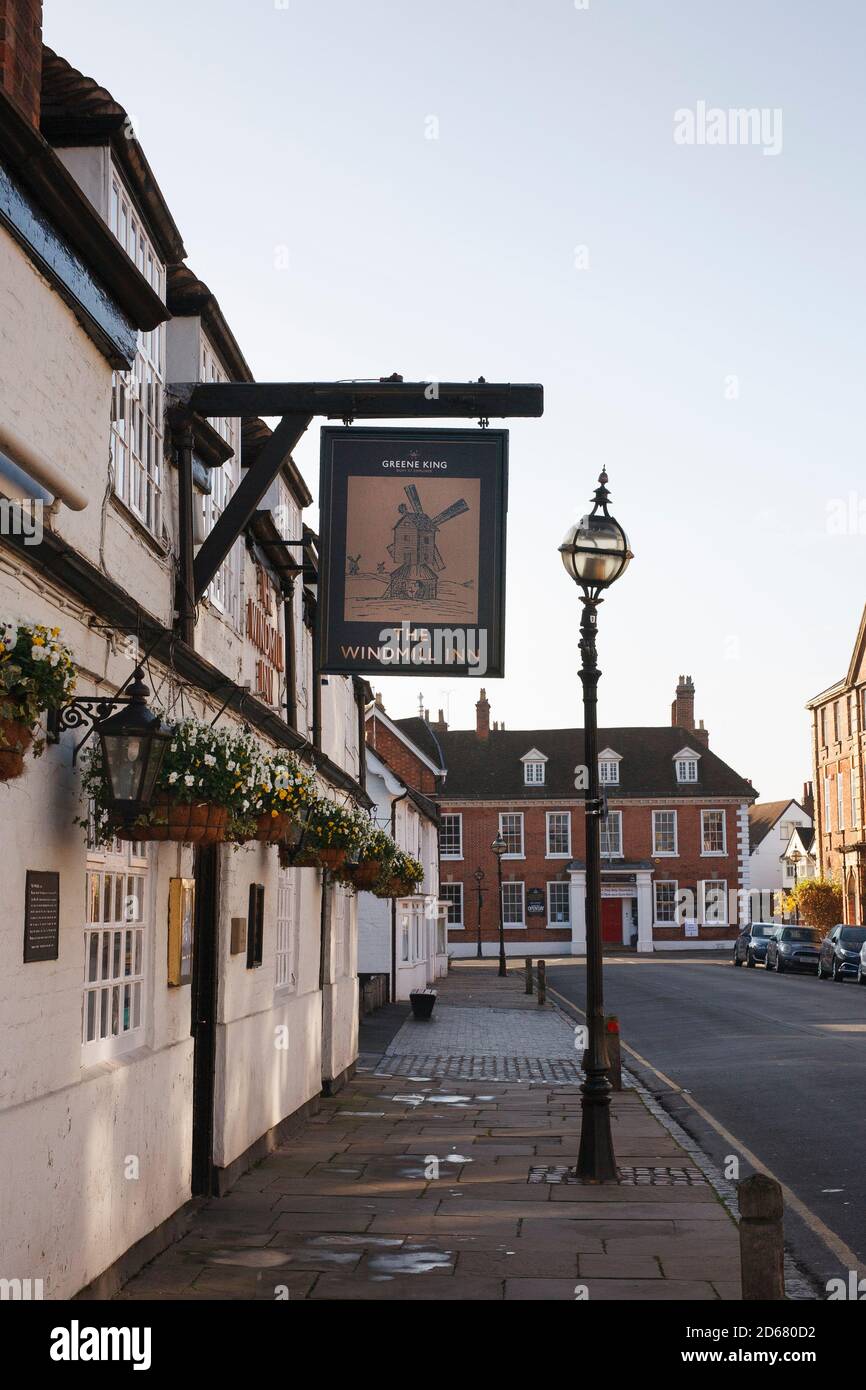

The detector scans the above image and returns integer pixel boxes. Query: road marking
[547,981,866,1281]
[816,1023,866,1032]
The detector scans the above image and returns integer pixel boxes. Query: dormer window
[520,748,548,786]
[598,748,621,786]
[674,748,701,783]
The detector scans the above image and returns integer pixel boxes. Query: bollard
[738,1173,785,1300]
[605,1015,622,1090]
[537,959,546,1006]
[525,957,533,994]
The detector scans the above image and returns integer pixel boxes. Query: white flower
[184,773,195,787]
[168,771,179,784]
[204,753,216,767]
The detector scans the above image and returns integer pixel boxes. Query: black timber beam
[171,380,544,420]
[192,413,312,603]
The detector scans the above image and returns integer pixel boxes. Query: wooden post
[738,1173,785,1300]
[605,1015,622,1090]
[537,959,546,1006]
[525,957,533,994]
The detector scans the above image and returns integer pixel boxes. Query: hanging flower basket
[0,619,76,781]
[255,811,302,845]
[0,717,33,780]
[317,845,348,871]
[348,858,384,889]
[118,796,229,845]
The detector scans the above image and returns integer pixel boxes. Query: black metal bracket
[585,792,609,819]
[54,694,138,765]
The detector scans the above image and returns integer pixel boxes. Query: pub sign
[318,427,508,678]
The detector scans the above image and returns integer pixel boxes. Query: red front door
[601,898,622,943]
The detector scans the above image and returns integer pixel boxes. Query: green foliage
[782,875,843,933]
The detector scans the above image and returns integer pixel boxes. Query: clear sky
[44,0,866,802]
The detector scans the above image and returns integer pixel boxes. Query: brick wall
[365,718,438,794]
[811,684,866,923]
[440,799,744,945]
[0,0,42,128]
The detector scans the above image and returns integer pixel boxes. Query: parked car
[733,922,777,968]
[765,926,823,973]
[817,925,866,981]
[858,943,866,986]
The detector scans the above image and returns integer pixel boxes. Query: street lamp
[473,867,485,959]
[491,832,508,977]
[95,668,173,833]
[560,470,633,1183]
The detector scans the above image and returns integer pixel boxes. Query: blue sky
[44,0,866,801]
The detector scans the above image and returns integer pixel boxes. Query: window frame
[700,808,727,856]
[275,864,299,993]
[546,880,571,926]
[440,812,463,859]
[599,759,620,786]
[675,758,699,783]
[652,809,678,856]
[654,879,678,925]
[83,834,150,1065]
[599,809,623,859]
[499,811,525,859]
[440,882,464,928]
[699,878,728,925]
[545,811,572,858]
[523,760,545,786]
[501,880,526,927]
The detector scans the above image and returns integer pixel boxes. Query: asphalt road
[547,953,866,1295]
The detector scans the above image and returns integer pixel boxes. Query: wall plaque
[23,870,60,963]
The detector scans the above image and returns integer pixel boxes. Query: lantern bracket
[55,693,146,765]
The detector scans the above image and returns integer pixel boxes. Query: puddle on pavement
[206,1249,291,1269]
[368,1251,454,1275]
[307,1235,403,1248]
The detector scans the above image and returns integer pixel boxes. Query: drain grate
[528,1164,708,1186]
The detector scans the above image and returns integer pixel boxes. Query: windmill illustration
[385,483,469,601]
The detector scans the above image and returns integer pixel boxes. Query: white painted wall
[749,801,813,896]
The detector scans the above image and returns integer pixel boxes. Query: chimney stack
[0,1,43,128]
[476,687,490,741]
[671,675,696,731]
[430,708,448,732]
[803,780,814,820]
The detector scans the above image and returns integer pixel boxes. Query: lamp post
[560,470,633,1183]
[474,867,485,959]
[491,833,507,977]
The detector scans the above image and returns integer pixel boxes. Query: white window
[275,865,299,992]
[502,880,525,926]
[676,758,699,783]
[652,810,678,855]
[440,813,463,858]
[499,812,524,857]
[852,767,859,828]
[701,809,726,855]
[199,338,242,628]
[700,879,728,924]
[599,760,619,785]
[83,833,149,1062]
[824,775,832,827]
[547,881,571,924]
[401,913,410,961]
[837,774,845,833]
[654,881,678,924]
[440,882,463,927]
[524,760,545,785]
[600,810,622,858]
[108,169,165,537]
[546,811,571,857]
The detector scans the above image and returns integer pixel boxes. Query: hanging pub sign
[318,427,508,678]
[526,888,545,916]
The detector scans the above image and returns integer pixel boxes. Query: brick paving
[116,963,742,1301]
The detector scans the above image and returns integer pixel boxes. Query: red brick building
[372,678,756,956]
[806,603,866,924]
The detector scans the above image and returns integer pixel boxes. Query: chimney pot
[476,688,491,741]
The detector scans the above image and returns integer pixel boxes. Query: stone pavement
[116,963,742,1301]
